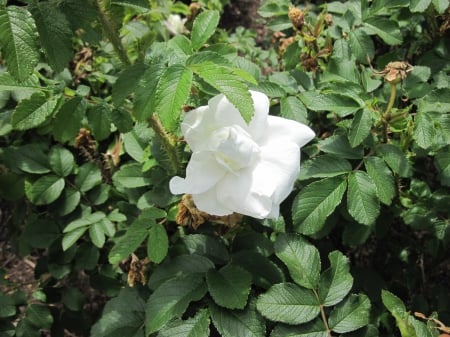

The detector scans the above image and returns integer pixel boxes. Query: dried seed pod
[374,61,413,84]
[288,6,305,30]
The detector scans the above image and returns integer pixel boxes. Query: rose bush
[169,90,315,219]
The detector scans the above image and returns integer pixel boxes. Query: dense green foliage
[0,0,449,336]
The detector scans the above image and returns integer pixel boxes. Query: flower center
[211,125,260,173]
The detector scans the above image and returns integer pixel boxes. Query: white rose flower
[164,14,187,36]
[169,90,315,219]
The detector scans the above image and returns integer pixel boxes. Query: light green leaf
[318,251,353,307]
[189,62,253,123]
[413,111,436,149]
[348,29,374,63]
[108,220,150,264]
[112,163,152,189]
[191,10,220,50]
[0,6,39,81]
[89,222,106,248]
[410,0,432,12]
[209,302,265,337]
[274,233,321,289]
[318,135,364,159]
[145,274,207,335]
[348,109,372,147]
[99,218,116,237]
[155,64,193,132]
[0,72,40,92]
[168,35,193,59]
[382,290,416,337]
[134,63,165,121]
[435,146,450,186]
[206,265,252,309]
[53,96,86,143]
[29,3,72,72]
[378,143,412,177]
[111,0,150,11]
[300,91,363,117]
[364,156,396,205]
[11,92,57,130]
[157,309,210,337]
[347,171,380,226]
[87,104,112,141]
[25,175,65,205]
[122,122,153,163]
[64,211,106,232]
[62,227,87,251]
[270,318,328,337]
[147,223,169,264]
[292,177,347,235]
[363,18,402,45]
[432,0,449,13]
[49,146,75,177]
[280,96,308,124]
[328,294,371,333]
[256,283,320,324]
[300,155,352,180]
[75,162,102,192]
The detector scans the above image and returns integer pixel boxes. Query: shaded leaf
[62,227,87,251]
[12,92,57,130]
[147,223,169,264]
[157,309,210,337]
[318,135,364,159]
[75,162,102,193]
[363,18,402,45]
[270,318,328,337]
[348,109,372,147]
[108,220,150,264]
[87,104,112,141]
[25,175,65,205]
[328,294,371,333]
[49,146,75,177]
[347,171,380,226]
[134,63,165,121]
[364,156,396,205]
[112,163,152,189]
[378,143,412,177]
[112,63,147,105]
[348,29,374,63]
[53,96,86,143]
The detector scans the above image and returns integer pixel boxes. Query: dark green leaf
[49,146,75,177]
[300,91,363,117]
[62,227,87,251]
[191,10,220,50]
[413,111,436,149]
[347,171,380,226]
[62,287,85,311]
[328,294,371,333]
[64,211,106,232]
[29,3,72,72]
[55,187,80,216]
[112,63,146,106]
[87,104,112,141]
[75,162,102,192]
[256,283,320,324]
[348,109,372,147]
[318,135,364,159]
[206,265,252,309]
[0,6,39,81]
[300,155,352,180]
[318,251,353,306]
[364,156,396,205]
[134,63,165,121]
[122,122,153,163]
[183,234,229,264]
[378,143,412,177]
[381,290,416,337]
[53,97,87,143]
[363,18,402,45]
[108,220,150,264]
[270,318,328,337]
[25,175,65,205]
[112,163,152,189]
[12,92,57,130]
[26,304,53,329]
[292,177,347,235]
[435,146,450,186]
[209,302,265,337]
[274,233,321,289]
[157,309,210,337]
[3,144,50,174]
[348,29,374,63]
[147,223,169,264]
[280,96,308,124]
[145,274,207,335]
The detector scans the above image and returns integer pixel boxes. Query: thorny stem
[148,113,182,176]
[96,0,131,65]
[313,289,332,337]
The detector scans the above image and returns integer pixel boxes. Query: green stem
[96,0,131,65]
[313,289,332,337]
[148,113,182,176]
[382,83,397,142]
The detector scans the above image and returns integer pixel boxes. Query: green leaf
[64,211,106,232]
[29,3,72,72]
[280,96,308,124]
[364,156,396,205]
[25,175,65,205]
[191,10,220,50]
[75,162,102,192]
[256,283,320,324]
[112,0,150,11]
[26,304,53,329]
[108,220,150,264]
[274,233,321,289]
[347,171,380,226]
[318,135,364,159]
[0,72,40,92]
[62,227,87,251]
[292,177,347,235]
[112,63,146,106]
[348,29,374,63]
[149,254,214,290]
[122,122,153,163]
[432,0,449,13]
[209,302,265,337]
[134,63,165,121]
[183,234,230,264]
[413,111,436,149]
[3,144,50,174]
[348,109,372,147]
[381,290,416,337]
[435,146,450,186]
[147,223,169,264]
[206,265,252,309]
[11,92,58,130]
[378,143,412,177]
[410,0,432,11]
[318,251,353,307]
[90,287,146,337]
[299,91,363,117]
[157,309,210,337]
[112,163,152,189]
[328,294,371,333]
[270,318,328,337]
[300,155,352,180]
[363,18,402,45]
[49,146,75,177]
[189,62,253,123]
[55,187,80,216]
[155,64,193,132]
[0,6,39,81]
[87,104,112,141]
[145,274,207,335]
[53,97,86,143]
[89,222,106,248]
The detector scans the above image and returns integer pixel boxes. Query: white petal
[263,116,315,148]
[193,189,233,216]
[208,94,247,129]
[169,151,225,194]
[247,90,270,141]
[181,106,211,152]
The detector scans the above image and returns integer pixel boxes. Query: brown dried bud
[188,2,203,21]
[288,6,305,30]
[374,61,413,84]
[325,13,333,25]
